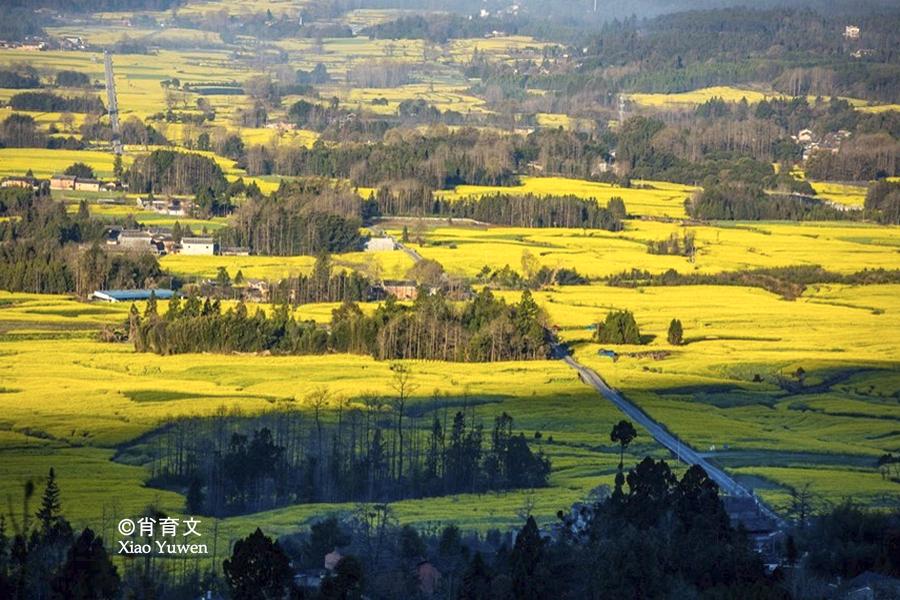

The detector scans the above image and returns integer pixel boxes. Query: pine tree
[36,468,61,531]
[459,552,492,600]
[510,516,547,600]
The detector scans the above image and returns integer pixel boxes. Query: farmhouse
[138,197,191,216]
[382,280,419,300]
[74,179,102,192]
[92,289,175,303]
[180,237,216,255]
[364,236,397,252]
[844,25,860,39]
[1,176,41,190]
[50,175,76,190]
[116,230,162,254]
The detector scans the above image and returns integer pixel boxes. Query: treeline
[255,129,520,189]
[806,134,900,180]
[369,187,626,230]
[686,185,855,221]
[130,288,550,362]
[242,126,614,188]
[126,149,226,196]
[865,180,900,224]
[567,7,900,102]
[271,255,372,305]
[617,116,815,191]
[227,458,788,600]
[0,67,40,89]
[361,13,521,43]
[475,263,589,290]
[9,91,105,114]
[216,180,363,255]
[0,188,162,295]
[606,265,900,300]
[138,404,550,516]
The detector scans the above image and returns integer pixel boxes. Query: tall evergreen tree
[509,516,547,600]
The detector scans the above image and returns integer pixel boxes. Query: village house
[74,178,101,192]
[244,279,270,302]
[50,175,76,190]
[382,280,419,301]
[364,236,397,252]
[116,230,162,254]
[180,237,216,256]
[138,196,191,216]
[1,176,42,190]
[844,25,860,40]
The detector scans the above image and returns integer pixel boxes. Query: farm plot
[0,292,659,539]
[534,282,900,512]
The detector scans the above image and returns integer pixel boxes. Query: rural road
[561,351,784,524]
[394,240,424,263]
[390,236,781,523]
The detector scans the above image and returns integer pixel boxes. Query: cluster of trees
[806,134,899,180]
[686,186,854,221]
[241,126,618,187]
[369,187,625,230]
[595,310,643,345]
[252,128,520,189]
[0,188,162,295]
[0,114,45,148]
[126,149,227,197]
[362,13,522,43]
[606,265,900,300]
[647,230,696,256]
[0,67,40,89]
[141,402,550,516]
[8,91,105,114]
[270,253,371,305]
[474,263,588,290]
[0,469,120,599]
[865,180,900,224]
[217,180,363,255]
[55,70,92,88]
[222,455,789,599]
[130,287,550,362]
[558,7,900,102]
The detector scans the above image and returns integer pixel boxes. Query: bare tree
[390,363,417,481]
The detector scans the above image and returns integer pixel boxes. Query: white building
[365,237,397,252]
[180,237,216,255]
[844,25,860,40]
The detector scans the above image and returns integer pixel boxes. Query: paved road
[394,240,423,263]
[561,352,784,524]
[390,234,782,524]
